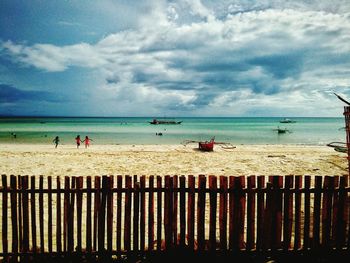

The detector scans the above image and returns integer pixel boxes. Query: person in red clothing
[75,135,82,148]
[82,135,93,148]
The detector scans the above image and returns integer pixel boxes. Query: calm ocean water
[0,117,345,145]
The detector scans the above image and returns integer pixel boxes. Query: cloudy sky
[0,0,350,117]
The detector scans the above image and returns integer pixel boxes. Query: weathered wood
[107,175,114,252]
[313,176,322,248]
[283,175,293,251]
[294,176,302,250]
[164,175,173,249]
[331,176,339,245]
[2,174,8,255]
[156,176,162,251]
[18,175,23,253]
[86,176,92,252]
[30,176,37,252]
[197,175,206,251]
[187,175,195,250]
[140,175,146,251]
[172,175,178,246]
[48,176,53,253]
[336,176,346,248]
[209,175,217,251]
[76,177,83,252]
[10,175,18,255]
[133,176,140,251]
[39,175,44,253]
[256,176,265,251]
[246,176,256,251]
[116,176,122,253]
[93,176,101,251]
[68,177,76,252]
[263,182,272,251]
[272,176,283,250]
[219,176,228,250]
[303,176,311,249]
[98,176,108,251]
[179,176,186,248]
[229,176,235,250]
[22,176,29,252]
[56,177,62,253]
[64,176,70,252]
[321,176,333,248]
[148,176,154,251]
[237,176,246,249]
[124,175,132,251]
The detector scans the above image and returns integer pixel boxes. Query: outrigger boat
[327,142,348,153]
[279,118,296,123]
[149,119,182,125]
[182,137,236,152]
[273,127,291,134]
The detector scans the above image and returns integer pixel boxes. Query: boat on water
[149,119,182,125]
[273,127,290,134]
[279,118,296,123]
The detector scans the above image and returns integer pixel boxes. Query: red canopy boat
[198,137,215,151]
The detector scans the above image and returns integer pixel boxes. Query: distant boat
[279,118,296,123]
[149,119,182,125]
[273,127,290,134]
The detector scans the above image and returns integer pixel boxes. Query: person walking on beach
[75,135,82,148]
[53,136,60,148]
[82,136,93,148]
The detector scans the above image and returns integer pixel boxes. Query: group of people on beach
[53,135,93,149]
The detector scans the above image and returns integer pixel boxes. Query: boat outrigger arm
[334,93,350,105]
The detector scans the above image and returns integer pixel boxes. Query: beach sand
[0,143,348,177]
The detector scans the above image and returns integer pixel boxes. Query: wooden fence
[0,174,350,261]
[344,106,350,179]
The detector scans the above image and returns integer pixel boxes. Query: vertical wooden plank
[335,176,346,248]
[237,176,246,249]
[156,176,162,251]
[256,176,265,251]
[22,176,29,253]
[17,175,23,253]
[219,176,228,250]
[209,175,217,251]
[116,176,122,253]
[246,176,256,251]
[263,182,273,251]
[63,176,70,252]
[124,175,132,251]
[197,175,206,251]
[76,177,83,252]
[303,176,311,249]
[133,176,140,251]
[172,175,178,246]
[228,176,235,250]
[98,176,108,251]
[48,176,53,253]
[107,175,114,252]
[321,176,333,248]
[148,176,155,251]
[56,177,62,253]
[2,174,8,256]
[93,176,101,251]
[272,176,283,250]
[294,175,302,250]
[86,176,92,253]
[68,176,76,252]
[187,175,195,250]
[30,176,37,253]
[140,175,146,251]
[164,175,172,249]
[283,175,293,251]
[331,176,339,245]
[39,175,44,253]
[313,176,322,248]
[179,176,186,248]
[10,175,18,255]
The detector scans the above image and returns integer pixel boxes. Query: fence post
[335,176,346,248]
[140,175,146,251]
[124,176,132,251]
[21,176,29,253]
[197,175,206,251]
[246,175,256,251]
[116,175,122,254]
[187,175,195,250]
[48,176,53,253]
[133,176,140,252]
[10,175,18,256]
[76,177,83,252]
[219,176,228,250]
[294,176,302,250]
[2,174,8,258]
[283,175,293,251]
[148,175,155,251]
[56,176,62,253]
[209,175,217,251]
[107,175,114,252]
[179,176,186,248]
[303,176,311,249]
[313,176,322,248]
[256,176,265,251]
[86,176,92,253]
[30,176,37,253]
[344,106,350,184]
[321,176,334,248]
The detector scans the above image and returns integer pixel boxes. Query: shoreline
[0,143,347,177]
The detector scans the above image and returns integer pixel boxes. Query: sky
[0,0,350,117]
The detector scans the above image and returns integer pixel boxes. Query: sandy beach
[0,143,348,177]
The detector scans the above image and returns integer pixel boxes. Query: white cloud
[1,4,350,116]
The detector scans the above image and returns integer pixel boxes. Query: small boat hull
[199,140,215,151]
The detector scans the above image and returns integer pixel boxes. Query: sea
[0,117,346,145]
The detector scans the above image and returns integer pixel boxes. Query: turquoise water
[0,117,346,145]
